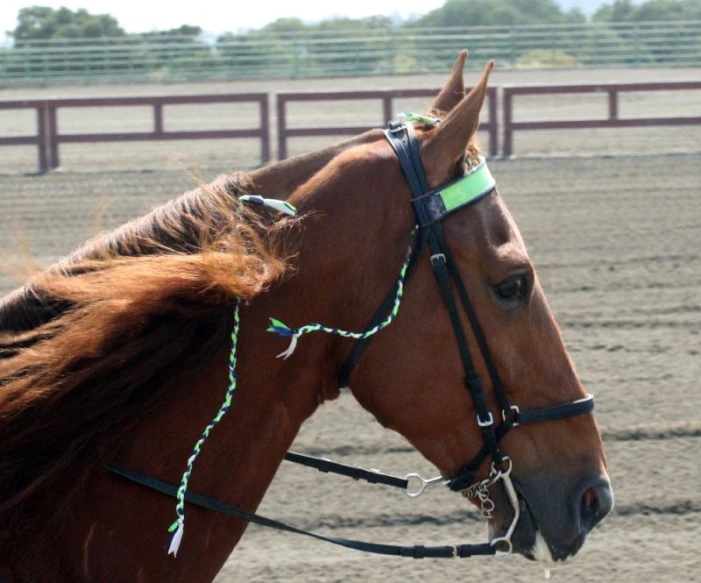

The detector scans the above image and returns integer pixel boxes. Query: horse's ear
[429,50,468,114]
[422,60,494,182]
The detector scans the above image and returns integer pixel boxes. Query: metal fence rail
[2,21,701,86]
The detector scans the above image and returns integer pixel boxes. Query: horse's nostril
[581,486,599,522]
[579,480,614,533]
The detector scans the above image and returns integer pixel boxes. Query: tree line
[7,0,701,44]
[2,1,700,82]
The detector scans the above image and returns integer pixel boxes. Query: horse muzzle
[488,472,614,563]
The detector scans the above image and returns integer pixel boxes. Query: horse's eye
[493,274,529,306]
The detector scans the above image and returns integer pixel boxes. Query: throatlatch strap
[338,230,428,388]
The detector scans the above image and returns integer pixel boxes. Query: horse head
[0,51,613,578]
[281,51,613,562]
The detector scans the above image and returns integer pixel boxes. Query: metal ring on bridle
[403,473,445,498]
[490,537,514,560]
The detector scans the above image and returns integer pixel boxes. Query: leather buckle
[430,253,446,265]
[502,405,520,427]
[477,411,494,428]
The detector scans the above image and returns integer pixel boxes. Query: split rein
[107,116,595,560]
[108,452,484,560]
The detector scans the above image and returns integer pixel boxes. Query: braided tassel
[167,303,241,557]
[267,247,412,359]
[166,243,413,555]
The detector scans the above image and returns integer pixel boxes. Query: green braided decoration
[166,302,241,557]
[166,244,413,556]
[267,247,412,359]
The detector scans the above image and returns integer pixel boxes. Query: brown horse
[0,52,613,582]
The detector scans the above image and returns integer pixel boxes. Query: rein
[106,119,595,560]
[107,460,495,560]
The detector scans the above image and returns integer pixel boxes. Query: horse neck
[75,147,413,577]
[249,130,383,199]
[0,133,384,336]
[74,296,335,579]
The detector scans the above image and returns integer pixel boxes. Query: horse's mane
[0,172,295,538]
[0,174,258,334]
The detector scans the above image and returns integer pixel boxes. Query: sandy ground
[1,151,699,582]
[1,66,700,174]
[1,65,700,581]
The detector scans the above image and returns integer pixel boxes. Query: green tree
[253,17,310,36]
[10,5,125,44]
[141,24,203,40]
[593,0,701,65]
[217,20,304,76]
[137,25,216,78]
[594,0,701,21]
[411,0,578,27]
[564,7,587,23]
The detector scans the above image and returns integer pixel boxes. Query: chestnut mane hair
[0,173,295,538]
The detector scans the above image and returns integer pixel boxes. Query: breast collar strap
[338,120,596,491]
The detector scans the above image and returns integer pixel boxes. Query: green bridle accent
[437,156,496,216]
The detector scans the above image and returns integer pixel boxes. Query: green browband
[440,156,495,214]
[414,156,496,225]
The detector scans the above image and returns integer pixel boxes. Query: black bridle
[107,120,594,560]
[340,120,594,492]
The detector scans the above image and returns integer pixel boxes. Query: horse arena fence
[1,81,700,173]
[501,81,701,157]
[2,21,701,86]
[0,93,270,172]
[276,88,498,159]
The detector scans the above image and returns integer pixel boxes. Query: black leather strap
[443,251,511,416]
[105,119,601,555]
[105,463,496,559]
[385,121,429,198]
[284,451,409,489]
[446,396,595,491]
[515,394,594,425]
[338,229,428,388]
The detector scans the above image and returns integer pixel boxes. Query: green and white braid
[166,193,413,557]
[166,303,241,557]
[267,246,412,359]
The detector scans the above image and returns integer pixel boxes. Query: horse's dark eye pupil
[496,277,526,300]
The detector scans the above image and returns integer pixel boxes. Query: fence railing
[501,81,701,156]
[2,21,701,86]
[0,93,270,172]
[0,100,50,170]
[277,87,498,159]
[1,82,699,172]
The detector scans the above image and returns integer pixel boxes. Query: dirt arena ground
[0,67,699,581]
